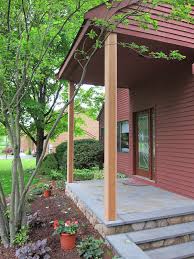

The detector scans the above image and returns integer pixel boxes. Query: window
[117,121,129,153]
[100,120,129,153]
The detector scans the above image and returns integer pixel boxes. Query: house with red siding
[58,0,194,203]
[57,2,194,257]
[98,78,194,200]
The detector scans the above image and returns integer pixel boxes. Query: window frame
[117,120,129,153]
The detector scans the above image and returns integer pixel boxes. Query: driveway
[0,153,34,160]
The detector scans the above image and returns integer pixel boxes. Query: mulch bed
[0,185,114,259]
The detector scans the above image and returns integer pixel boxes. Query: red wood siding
[156,75,194,199]
[99,66,194,199]
[117,88,132,175]
[118,4,194,49]
[99,88,132,175]
[130,66,194,199]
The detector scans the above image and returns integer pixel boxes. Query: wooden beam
[104,33,117,221]
[67,82,75,183]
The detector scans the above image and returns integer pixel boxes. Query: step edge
[106,234,150,259]
[128,222,194,244]
[106,207,194,227]
[146,241,194,259]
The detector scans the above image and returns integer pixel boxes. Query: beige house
[21,114,99,154]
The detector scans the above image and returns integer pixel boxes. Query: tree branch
[44,84,63,119]
[20,124,37,145]
[7,0,11,32]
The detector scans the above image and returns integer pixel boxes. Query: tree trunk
[0,204,9,247]
[36,127,45,164]
[9,156,17,245]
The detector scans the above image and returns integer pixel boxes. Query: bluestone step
[127,221,194,244]
[106,233,149,259]
[146,241,194,259]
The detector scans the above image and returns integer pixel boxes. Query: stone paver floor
[67,179,194,225]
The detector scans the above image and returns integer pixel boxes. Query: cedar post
[104,33,117,221]
[67,82,75,183]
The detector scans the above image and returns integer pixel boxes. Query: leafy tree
[15,0,104,163]
[21,83,104,163]
[0,124,6,137]
[0,0,193,247]
[0,0,103,246]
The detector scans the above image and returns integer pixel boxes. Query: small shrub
[49,170,64,180]
[42,183,52,191]
[77,236,104,259]
[27,193,36,203]
[14,226,29,246]
[74,169,94,181]
[56,180,66,190]
[39,153,58,175]
[93,169,104,180]
[27,212,45,228]
[30,183,45,195]
[16,239,51,259]
[25,168,35,174]
[56,139,104,170]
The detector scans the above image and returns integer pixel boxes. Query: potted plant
[43,184,52,198]
[54,220,78,250]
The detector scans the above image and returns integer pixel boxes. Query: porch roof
[57,1,194,86]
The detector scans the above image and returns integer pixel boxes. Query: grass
[0,158,37,195]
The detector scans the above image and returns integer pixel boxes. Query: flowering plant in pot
[43,184,52,198]
[54,220,78,250]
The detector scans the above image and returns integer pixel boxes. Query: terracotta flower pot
[60,233,76,250]
[43,190,51,198]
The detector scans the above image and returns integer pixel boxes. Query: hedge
[56,139,104,170]
[39,153,59,175]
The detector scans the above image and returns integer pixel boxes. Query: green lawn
[0,158,37,195]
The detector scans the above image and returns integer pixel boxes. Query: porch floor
[66,178,194,226]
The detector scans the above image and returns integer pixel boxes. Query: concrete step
[127,222,194,250]
[146,241,194,259]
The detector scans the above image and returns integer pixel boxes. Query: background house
[21,114,99,154]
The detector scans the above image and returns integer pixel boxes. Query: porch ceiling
[58,31,194,87]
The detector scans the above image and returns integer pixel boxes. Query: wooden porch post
[104,33,117,221]
[67,82,75,183]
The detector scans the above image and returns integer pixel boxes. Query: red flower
[65,220,71,226]
[74,221,78,225]
[53,220,59,229]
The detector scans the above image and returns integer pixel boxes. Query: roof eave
[57,20,91,80]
